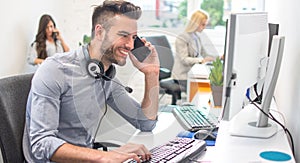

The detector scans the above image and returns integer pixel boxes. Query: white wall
[0,0,100,77]
[265,0,300,161]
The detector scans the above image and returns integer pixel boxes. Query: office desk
[127,112,215,162]
[98,110,295,162]
[126,112,295,162]
[187,64,211,102]
[127,112,183,148]
[215,120,295,162]
[97,99,295,162]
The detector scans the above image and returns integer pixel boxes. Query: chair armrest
[93,142,121,151]
[159,67,171,80]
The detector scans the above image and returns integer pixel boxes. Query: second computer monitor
[222,12,269,121]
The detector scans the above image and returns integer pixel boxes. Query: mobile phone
[52,32,58,41]
[131,37,151,62]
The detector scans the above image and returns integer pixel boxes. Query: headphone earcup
[86,59,104,79]
[83,44,116,80]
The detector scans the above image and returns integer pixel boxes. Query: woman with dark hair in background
[27,14,70,65]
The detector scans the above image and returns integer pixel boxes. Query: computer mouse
[194,129,216,140]
[205,62,213,66]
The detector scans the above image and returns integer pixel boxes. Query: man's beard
[101,44,126,66]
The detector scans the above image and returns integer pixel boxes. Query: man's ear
[95,24,105,40]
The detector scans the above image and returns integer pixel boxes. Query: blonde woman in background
[172,10,219,90]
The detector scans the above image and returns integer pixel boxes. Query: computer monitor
[221,12,286,138]
[268,23,280,56]
[257,35,285,128]
[229,35,285,138]
[253,23,280,101]
[221,12,269,121]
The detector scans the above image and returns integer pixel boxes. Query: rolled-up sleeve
[106,80,157,132]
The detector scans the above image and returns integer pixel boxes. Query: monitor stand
[229,104,278,138]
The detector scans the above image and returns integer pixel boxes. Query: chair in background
[0,73,34,163]
[144,35,173,80]
[144,35,186,105]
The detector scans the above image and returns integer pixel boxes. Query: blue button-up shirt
[23,47,157,162]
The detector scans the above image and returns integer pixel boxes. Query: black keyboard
[145,137,206,163]
[172,105,218,132]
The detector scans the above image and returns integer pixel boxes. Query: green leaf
[208,57,223,86]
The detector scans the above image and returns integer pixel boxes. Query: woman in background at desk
[172,10,219,89]
[27,14,70,65]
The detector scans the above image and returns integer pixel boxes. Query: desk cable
[248,96,295,157]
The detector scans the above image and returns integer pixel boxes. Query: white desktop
[186,63,210,102]
[96,103,295,162]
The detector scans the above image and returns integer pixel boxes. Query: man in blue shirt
[23,1,160,162]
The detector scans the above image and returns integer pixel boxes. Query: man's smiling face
[101,15,138,66]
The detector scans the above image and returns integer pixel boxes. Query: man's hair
[91,0,142,38]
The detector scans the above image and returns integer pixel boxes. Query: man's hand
[51,143,141,163]
[113,143,152,162]
[129,39,160,75]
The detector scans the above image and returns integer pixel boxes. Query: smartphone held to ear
[52,32,58,41]
[131,37,151,62]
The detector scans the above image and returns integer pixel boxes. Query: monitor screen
[221,12,269,121]
[221,12,285,138]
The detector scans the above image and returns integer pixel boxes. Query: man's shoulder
[47,48,82,64]
[38,49,80,72]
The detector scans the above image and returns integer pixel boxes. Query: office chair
[144,35,185,104]
[0,73,34,163]
[0,73,119,163]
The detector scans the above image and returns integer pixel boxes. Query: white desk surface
[127,112,183,148]
[187,63,211,79]
[126,112,295,162]
[98,99,295,162]
[127,112,216,162]
[99,110,295,162]
[215,120,295,162]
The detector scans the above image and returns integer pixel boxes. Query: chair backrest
[144,35,174,80]
[0,73,33,163]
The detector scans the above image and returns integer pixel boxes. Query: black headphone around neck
[83,44,116,80]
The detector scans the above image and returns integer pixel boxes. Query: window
[128,0,265,55]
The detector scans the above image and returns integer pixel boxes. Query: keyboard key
[144,137,206,163]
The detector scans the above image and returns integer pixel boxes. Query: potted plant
[79,34,91,46]
[208,57,223,107]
